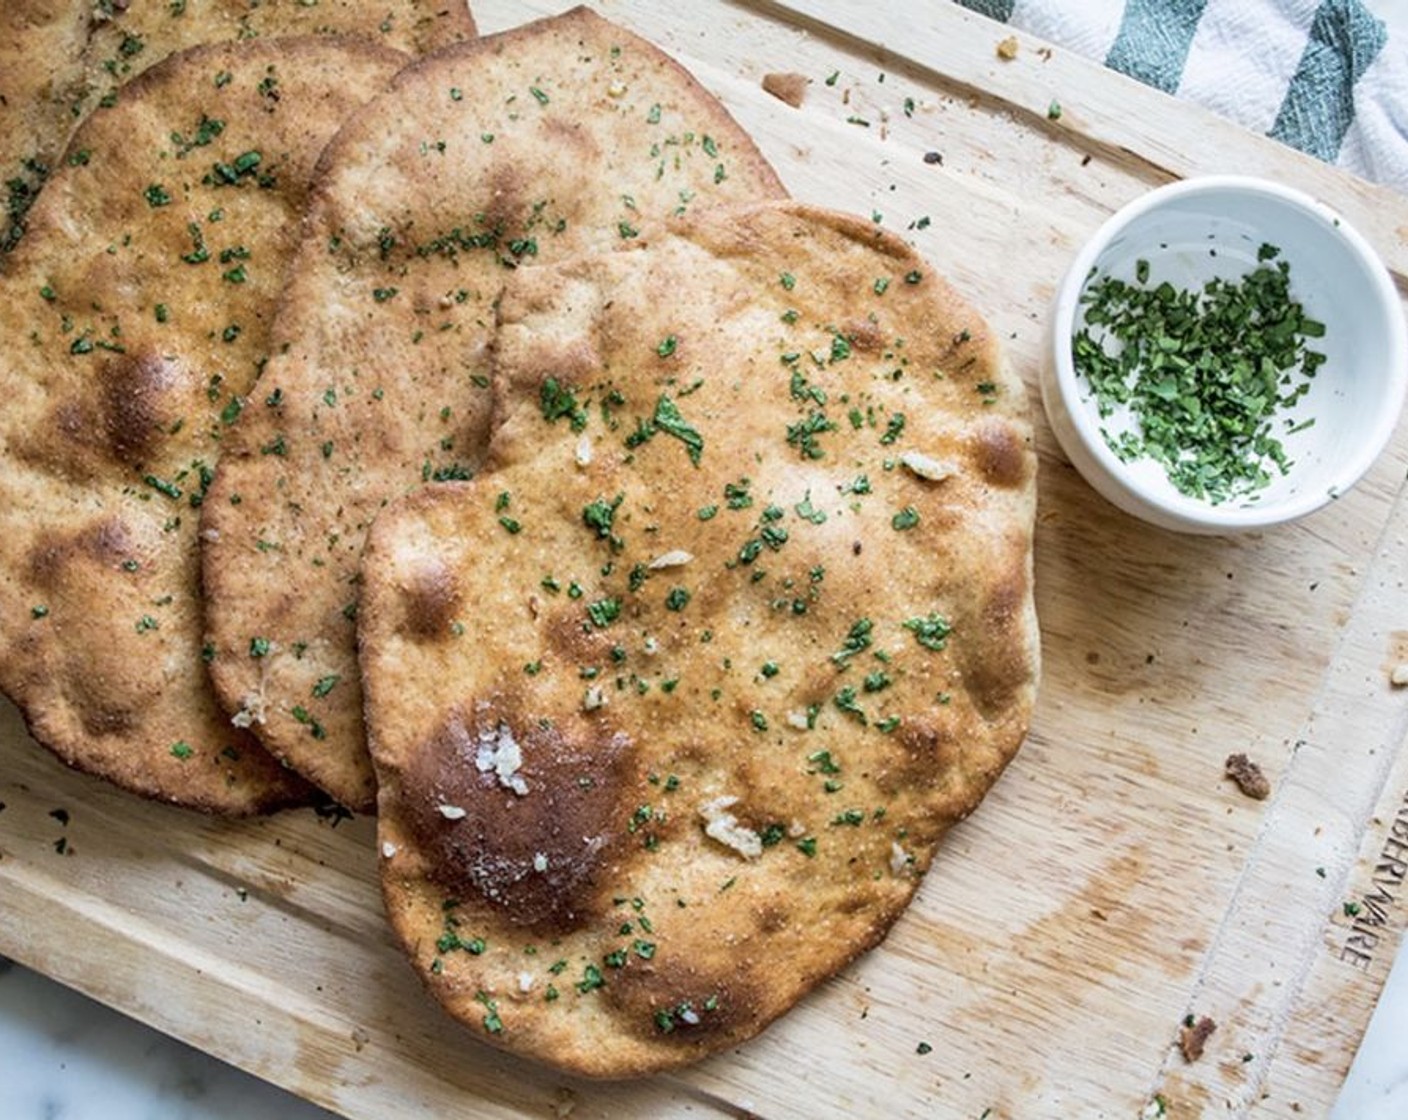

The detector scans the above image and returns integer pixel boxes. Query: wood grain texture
[2,1,1407,1116]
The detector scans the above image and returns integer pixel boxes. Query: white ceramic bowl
[1041,176,1407,534]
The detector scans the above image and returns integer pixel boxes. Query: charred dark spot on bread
[399,704,635,933]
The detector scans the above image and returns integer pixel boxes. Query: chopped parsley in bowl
[1041,176,1406,534]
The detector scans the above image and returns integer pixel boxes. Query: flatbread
[0,1,92,253]
[1,0,476,253]
[200,5,789,811]
[0,37,411,813]
[362,201,1039,1076]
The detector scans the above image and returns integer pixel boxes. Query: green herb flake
[786,410,836,460]
[475,991,504,1034]
[665,587,691,612]
[582,493,624,545]
[169,740,194,760]
[539,377,588,431]
[645,395,704,465]
[831,618,873,666]
[291,706,325,740]
[144,474,182,500]
[891,507,920,530]
[587,597,622,628]
[903,612,952,651]
[834,686,866,724]
[880,412,906,445]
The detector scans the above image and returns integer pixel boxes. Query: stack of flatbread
[0,4,1039,1078]
[200,6,788,811]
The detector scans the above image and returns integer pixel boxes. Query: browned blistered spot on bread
[19,350,193,479]
[26,516,135,587]
[754,901,792,934]
[543,115,600,162]
[958,554,1035,720]
[968,417,1032,490]
[608,956,764,1047]
[841,318,884,353]
[100,350,189,467]
[398,558,461,640]
[543,606,614,666]
[399,704,634,933]
[78,702,137,737]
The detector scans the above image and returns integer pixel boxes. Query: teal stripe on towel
[1105,0,1210,94]
[952,0,1015,22]
[1270,0,1386,162]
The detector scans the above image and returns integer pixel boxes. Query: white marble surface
[1,938,1405,1118]
[0,957,333,1120]
[1331,932,1408,1119]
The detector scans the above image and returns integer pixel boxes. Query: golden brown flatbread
[1,1,91,253]
[1,0,476,253]
[0,37,411,813]
[362,201,1039,1076]
[200,5,789,812]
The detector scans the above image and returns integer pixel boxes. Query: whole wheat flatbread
[200,5,789,811]
[362,201,1039,1076]
[0,37,410,813]
[1,0,476,254]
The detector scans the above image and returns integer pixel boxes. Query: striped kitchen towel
[955,0,1408,193]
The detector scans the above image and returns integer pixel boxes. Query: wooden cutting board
[3,2,1407,1116]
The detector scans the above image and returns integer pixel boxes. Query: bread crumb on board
[1225,753,1271,800]
[1179,1014,1216,1062]
[996,35,1019,60]
[762,71,809,108]
[1390,662,1408,686]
